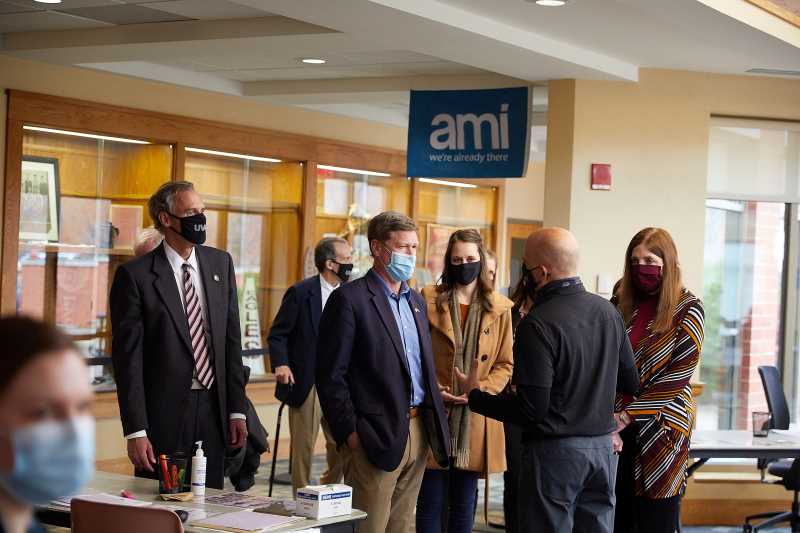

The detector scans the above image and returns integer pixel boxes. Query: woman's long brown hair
[435,228,494,313]
[616,227,684,333]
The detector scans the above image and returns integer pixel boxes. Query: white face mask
[0,416,95,505]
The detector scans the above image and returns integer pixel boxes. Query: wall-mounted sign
[238,273,266,376]
[591,163,612,190]
[407,87,531,178]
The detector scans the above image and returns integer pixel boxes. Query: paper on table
[153,504,218,523]
[191,510,306,533]
[204,492,278,510]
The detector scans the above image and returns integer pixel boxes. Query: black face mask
[332,262,354,283]
[450,261,482,286]
[523,265,539,300]
[167,211,207,245]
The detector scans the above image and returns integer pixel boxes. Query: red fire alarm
[591,163,612,190]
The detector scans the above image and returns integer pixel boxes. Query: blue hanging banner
[406,86,531,178]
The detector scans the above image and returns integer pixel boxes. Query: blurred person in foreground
[0,316,94,533]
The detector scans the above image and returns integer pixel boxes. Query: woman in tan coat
[415,229,514,533]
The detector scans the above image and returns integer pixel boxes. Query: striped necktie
[182,263,214,389]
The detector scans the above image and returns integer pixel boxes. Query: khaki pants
[340,416,429,533]
[288,386,343,494]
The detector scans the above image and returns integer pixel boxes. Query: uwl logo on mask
[407,87,530,178]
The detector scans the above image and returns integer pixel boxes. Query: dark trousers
[520,435,618,533]
[135,387,226,489]
[614,427,681,533]
[503,421,523,533]
[416,468,480,533]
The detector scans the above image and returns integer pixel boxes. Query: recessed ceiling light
[300,58,326,65]
[34,0,62,3]
[534,0,567,6]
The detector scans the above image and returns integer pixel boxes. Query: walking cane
[268,400,288,497]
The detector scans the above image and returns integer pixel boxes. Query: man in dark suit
[267,236,353,494]
[316,211,450,533]
[110,181,248,489]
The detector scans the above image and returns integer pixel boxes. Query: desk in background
[689,429,800,476]
[38,471,366,533]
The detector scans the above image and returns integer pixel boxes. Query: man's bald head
[525,227,580,280]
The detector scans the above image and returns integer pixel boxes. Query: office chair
[71,499,184,533]
[756,366,790,479]
[743,365,799,532]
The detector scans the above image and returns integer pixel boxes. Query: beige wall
[505,160,545,222]
[545,69,800,297]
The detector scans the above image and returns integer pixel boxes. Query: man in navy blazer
[267,237,353,493]
[316,212,450,533]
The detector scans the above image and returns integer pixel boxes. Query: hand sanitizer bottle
[191,441,206,497]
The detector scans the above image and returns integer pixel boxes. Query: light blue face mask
[0,416,95,505]
[383,246,417,282]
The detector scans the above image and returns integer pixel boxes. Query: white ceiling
[0,0,798,132]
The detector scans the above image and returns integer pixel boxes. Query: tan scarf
[448,290,482,469]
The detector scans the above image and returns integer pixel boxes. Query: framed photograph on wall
[19,156,60,242]
[425,223,460,282]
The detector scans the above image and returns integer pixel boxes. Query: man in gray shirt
[462,228,639,533]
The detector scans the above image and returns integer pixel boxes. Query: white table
[39,471,366,533]
[687,429,800,480]
[690,430,800,460]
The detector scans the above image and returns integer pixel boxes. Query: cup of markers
[158,453,188,494]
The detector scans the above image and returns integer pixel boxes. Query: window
[315,166,411,280]
[186,148,303,378]
[17,126,172,391]
[700,118,800,430]
[699,200,785,429]
[415,180,497,288]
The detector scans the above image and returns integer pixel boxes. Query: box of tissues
[296,484,353,519]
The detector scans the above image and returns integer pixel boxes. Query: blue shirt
[370,269,426,407]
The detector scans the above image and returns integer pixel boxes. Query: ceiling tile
[139,0,270,20]
[3,0,121,9]
[56,3,191,24]
[0,10,113,31]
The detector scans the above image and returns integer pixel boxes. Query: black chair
[743,365,800,532]
[760,366,791,430]
[755,366,790,479]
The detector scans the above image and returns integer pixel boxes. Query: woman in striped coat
[612,227,704,533]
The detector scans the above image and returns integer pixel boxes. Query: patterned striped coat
[615,290,704,498]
